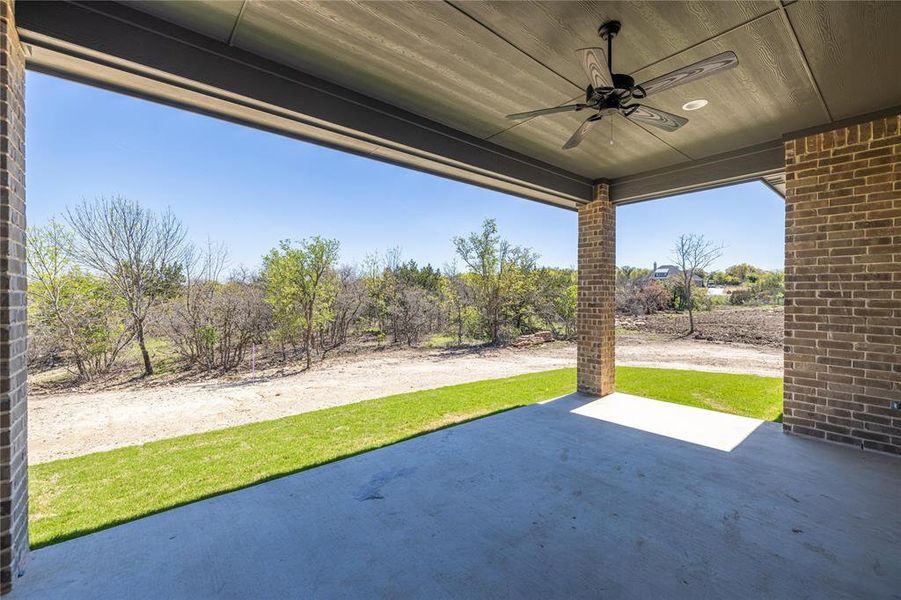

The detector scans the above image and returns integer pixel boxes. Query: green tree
[725,263,763,283]
[262,237,340,368]
[453,218,538,343]
[617,266,651,281]
[751,270,785,305]
[395,260,442,293]
[360,250,443,345]
[535,267,577,338]
[440,263,473,345]
[27,221,132,379]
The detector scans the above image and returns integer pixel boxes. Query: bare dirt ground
[615,335,781,376]
[617,306,784,347]
[29,333,782,464]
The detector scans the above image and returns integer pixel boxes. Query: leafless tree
[672,233,723,334]
[164,241,227,369]
[319,265,369,355]
[66,196,188,376]
[209,276,270,371]
[165,248,271,372]
[388,286,441,346]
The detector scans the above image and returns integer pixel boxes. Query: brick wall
[0,0,27,592]
[577,182,615,396]
[783,114,901,455]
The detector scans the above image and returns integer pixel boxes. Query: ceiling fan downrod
[598,20,620,73]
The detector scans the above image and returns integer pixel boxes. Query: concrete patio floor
[12,392,901,599]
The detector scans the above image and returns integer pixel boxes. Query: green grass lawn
[29,366,781,549]
[617,367,783,421]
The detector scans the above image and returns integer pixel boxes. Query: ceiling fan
[506,20,738,150]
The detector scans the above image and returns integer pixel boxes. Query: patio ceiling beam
[16,1,594,209]
[607,140,785,205]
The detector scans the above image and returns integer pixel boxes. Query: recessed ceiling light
[682,99,708,111]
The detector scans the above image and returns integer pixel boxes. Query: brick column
[0,0,27,592]
[783,113,901,455]
[577,182,615,396]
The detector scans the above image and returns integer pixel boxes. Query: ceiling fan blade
[563,115,601,150]
[577,48,614,90]
[506,103,586,120]
[637,51,738,97]
[627,105,688,132]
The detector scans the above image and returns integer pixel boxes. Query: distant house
[640,263,705,287]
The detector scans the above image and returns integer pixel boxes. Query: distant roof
[653,265,681,278]
[642,264,704,284]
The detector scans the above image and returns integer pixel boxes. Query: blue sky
[26,72,785,272]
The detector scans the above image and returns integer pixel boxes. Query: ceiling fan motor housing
[598,20,621,40]
[612,73,634,91]
[596,21,645,100]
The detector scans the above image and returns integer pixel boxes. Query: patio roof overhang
[15,1,901,208]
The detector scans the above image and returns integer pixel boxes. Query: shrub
[319,266,370,354]
[389,286,443,346]
[616,280,670,315]
[709,294,729,307]
[750,270,785,305]
[164,280,270,372]
[692,288,713,311]
[729,289,753,305]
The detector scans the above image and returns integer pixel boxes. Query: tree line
[29,197,783,381]
[28,196,577,381]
